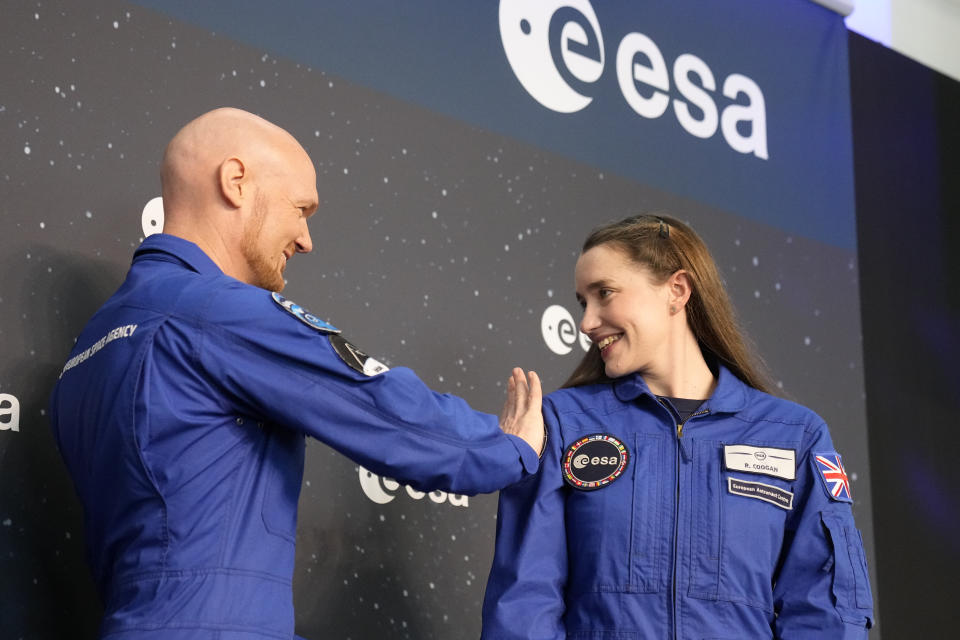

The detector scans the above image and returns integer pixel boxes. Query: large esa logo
[499,0,604,114]
[0,394,20,432]
[499,0,769,159]
[541,305,590,356]
[358,466,469,508]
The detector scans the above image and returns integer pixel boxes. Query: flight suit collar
[133,233,224,277]
[612,364,749,414]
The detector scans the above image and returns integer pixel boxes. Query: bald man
[49,108,544,640]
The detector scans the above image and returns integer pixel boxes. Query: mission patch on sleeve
[271,292,340,334]
[329,334,389,377]
[814,451,853,502]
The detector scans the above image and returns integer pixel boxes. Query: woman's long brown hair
[563,214,774,394]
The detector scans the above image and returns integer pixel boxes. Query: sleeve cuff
[506,433,541,475]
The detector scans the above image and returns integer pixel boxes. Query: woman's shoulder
[544,382,617,413]
[736,384,827,430]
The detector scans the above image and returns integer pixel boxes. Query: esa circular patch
[562,434,629,491]
[271,292,340,334]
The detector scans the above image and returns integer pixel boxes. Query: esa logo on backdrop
[358,466,469,508]
[541,305,590,356]
[0,394,20,432]
[142,197,164,237]
[499,0,768,159]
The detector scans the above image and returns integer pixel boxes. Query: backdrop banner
[0,1,872,637]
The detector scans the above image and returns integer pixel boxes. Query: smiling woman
[574,243,686,385]
[565,214,772,393]
[481,214,875,640]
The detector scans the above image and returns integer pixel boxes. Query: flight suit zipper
[669,407,709,640]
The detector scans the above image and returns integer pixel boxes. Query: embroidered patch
[814,452,853,502]
[727,477,794,510]
[562,434,629,491]
[723,444,796,480]
[271,292,340,334]
[329,334,389,376]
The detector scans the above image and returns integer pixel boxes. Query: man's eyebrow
[293,198,319,213]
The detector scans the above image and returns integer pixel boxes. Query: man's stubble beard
[240,193,285,292]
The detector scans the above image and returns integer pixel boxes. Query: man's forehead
[259,140,314,177]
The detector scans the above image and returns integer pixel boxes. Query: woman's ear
[669,269,692,313]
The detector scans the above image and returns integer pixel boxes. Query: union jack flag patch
[814,452,853,502]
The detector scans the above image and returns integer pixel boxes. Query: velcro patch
[814,451,853,502]
[329,334,389,376]
[562,434,629,491]
[724,444,796,480]
[272,292,340,334]
[727,477,794,510]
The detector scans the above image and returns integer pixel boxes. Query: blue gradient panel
[130,0,855,247]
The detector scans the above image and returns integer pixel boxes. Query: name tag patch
[562,434,629,491]
[728,477,794,510]
[724,444,796,480]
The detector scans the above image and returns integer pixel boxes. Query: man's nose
[296,220,313,253]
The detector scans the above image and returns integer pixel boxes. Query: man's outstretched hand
[499,368,545,458]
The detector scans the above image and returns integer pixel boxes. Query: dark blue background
[131,0,856,248]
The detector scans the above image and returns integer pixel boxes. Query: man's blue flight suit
[50,234,538,639]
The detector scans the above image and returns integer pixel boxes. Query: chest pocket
[260,426,306,543]
[564,432,668,594]
[688,439,791,610]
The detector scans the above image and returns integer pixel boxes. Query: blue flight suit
[49,233,538,639]
[482,366,874,639]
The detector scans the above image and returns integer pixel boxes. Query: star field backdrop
[1,1,880,638]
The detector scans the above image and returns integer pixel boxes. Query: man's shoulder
[122,265,252,313]
[121,258,340,345]
[182,284,341,341]
[177,274,265,311]
[173,279,291,333]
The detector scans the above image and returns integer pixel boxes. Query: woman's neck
[642,330,716,399]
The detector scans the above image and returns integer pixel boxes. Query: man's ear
[669,269,692,311]
[219,157,246,208]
